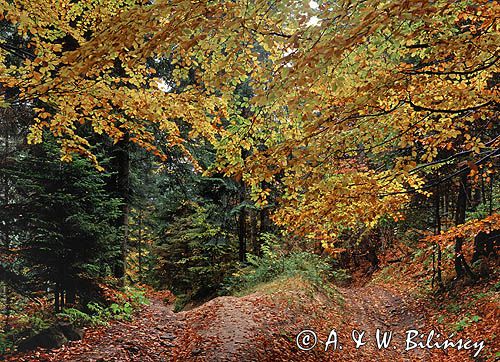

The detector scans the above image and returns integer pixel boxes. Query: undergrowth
[0,286,149,354]
[57,286,150,327]
[221,234,348,298]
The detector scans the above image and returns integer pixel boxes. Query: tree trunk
[238,182,247,262]
[260,207,269,233]
[65,279,76,305]
[489,174,493,216]
[60,289,65,310]
[250,209,258,255]
[454,172,476,280]
[444,186,449,217]
[433,185,443,289]
[2,115,12,331]
[54,285,60,313]
[138,211,143,282]
[454,173,467,278]
[113,133,130,284]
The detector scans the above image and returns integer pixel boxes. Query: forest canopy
[0,0,498,357]
[1,0,497,238]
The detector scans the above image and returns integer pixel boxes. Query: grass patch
[221,237,345,304]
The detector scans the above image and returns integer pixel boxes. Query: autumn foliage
[0,0,498,360]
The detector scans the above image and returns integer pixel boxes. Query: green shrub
[222,235,340,296]
[17,313,51,334]
[173,294,190,312]
[57,307,101,327]
[123,286,150,307]
[0,307,53,354]
[58,288,149,327]
[109,302,133,320]
[0,330,15,355]
[331,268,351,283]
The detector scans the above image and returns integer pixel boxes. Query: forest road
[47,296,185,362]
[16,284,433,362]
[337,284,431,361]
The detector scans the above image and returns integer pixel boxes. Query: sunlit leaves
[212,0,498,243]
[1,0,497,244]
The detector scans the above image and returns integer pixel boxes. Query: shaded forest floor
[6,269,499,362]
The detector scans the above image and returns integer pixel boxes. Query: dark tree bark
[454,172,477,280]
[254,208,266,256]
[112,133,130,284]
[138,210,143,282]
[454,173,467,278]
[444,185,449,216]
[367,248,379,270]
[433,185,444,289]
[489,174,493,216]
[472,229,499,263]
[481,176,486,207]
[250,209,259,255]
[60,290,65,310]
[472,231,487,263]
[2,120,13,331]
[54,285,60,313]
[238,182,247,262]
[65,278,76,305]
[260,207,269,233]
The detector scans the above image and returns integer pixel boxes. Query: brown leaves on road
[5,280,497,361]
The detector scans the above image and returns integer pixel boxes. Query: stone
[160,333,176,340]
[56,322,84,341]
[191,348,202,355]
[17,327,68,351]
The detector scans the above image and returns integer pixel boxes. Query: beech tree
[212,0,499,259]
[1,0,498,279]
